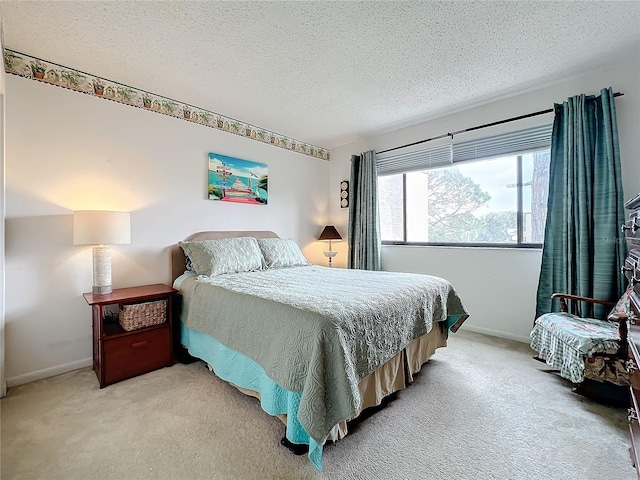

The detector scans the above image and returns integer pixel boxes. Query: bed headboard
[171,230,279,283]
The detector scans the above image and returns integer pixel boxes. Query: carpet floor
[1,330,634,480]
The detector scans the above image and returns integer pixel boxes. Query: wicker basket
[119,299,167,331]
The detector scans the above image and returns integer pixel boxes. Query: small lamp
[318,225,343,267]
[73,211,131,294]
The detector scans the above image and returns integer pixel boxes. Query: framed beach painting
[208,152,268,205]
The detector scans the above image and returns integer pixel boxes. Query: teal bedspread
[175,265,469,470]
[181,323,326,469]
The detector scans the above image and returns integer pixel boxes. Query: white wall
[0,23,6,397]
[330,59,640,342]
[5,76,330,386]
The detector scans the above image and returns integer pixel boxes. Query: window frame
[380,153,546,249]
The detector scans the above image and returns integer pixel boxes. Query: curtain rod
[377,92,624,156]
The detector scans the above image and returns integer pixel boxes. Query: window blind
[452,124,552,163]
[376,144,452,176]
[377,124,552,175]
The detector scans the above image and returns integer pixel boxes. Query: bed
[171,231,469,470]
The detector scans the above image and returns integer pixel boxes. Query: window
[378,125,551,247]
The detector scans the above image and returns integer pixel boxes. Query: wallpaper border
[3,48,330,161]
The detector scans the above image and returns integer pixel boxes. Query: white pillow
[257,238,308,268]
[179,237,263,276]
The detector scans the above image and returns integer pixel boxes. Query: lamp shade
[318,225,342,241]
[73,211,131,245]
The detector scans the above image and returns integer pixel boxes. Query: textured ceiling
[1,1,639,150]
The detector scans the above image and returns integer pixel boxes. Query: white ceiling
[1,1,639,150]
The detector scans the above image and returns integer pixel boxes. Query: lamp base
[323,251,337,268]
[92,285,113,295]
[92,246,113,295]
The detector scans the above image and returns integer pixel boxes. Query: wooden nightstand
[83,284,176,388]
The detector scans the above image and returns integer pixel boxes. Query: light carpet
[1,330,634,480]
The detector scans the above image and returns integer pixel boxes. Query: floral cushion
[530,312,621,384]
[535,313,620,353]
[607,285,634,319]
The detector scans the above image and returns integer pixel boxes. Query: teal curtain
[535,87,627,319]
[348,150,381,270]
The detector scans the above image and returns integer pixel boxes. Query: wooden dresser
[624,193,640,476]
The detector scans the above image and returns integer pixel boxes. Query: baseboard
[459,325,531,344]
[6,357,92,388]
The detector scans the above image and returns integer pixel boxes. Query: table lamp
[73,211,131,294]
[318,225,342,267]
